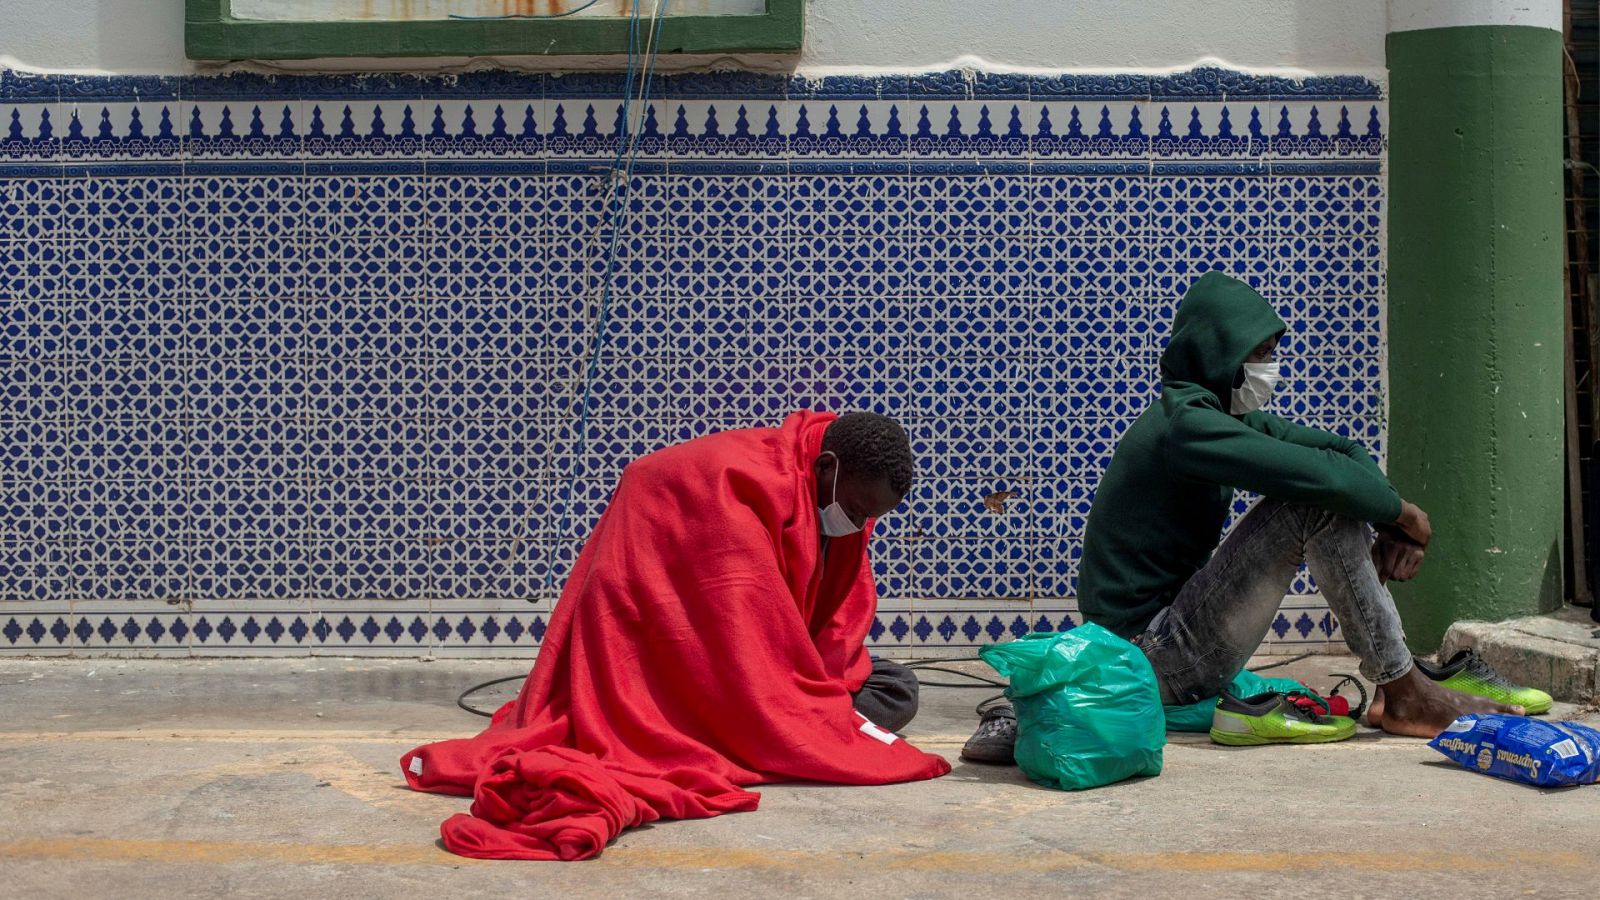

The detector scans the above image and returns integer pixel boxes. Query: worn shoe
[960,696,1017,764]
[1210,689,1356,746]
[1415,649,1552,715]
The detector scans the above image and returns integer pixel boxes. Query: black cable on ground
[1241,652,1314,674]
[1326,673,1370,721]
[457,674,527,718]
[454,649,1328,717]
[901,658,1009,688]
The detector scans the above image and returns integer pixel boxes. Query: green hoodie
[1076,271,1402,639]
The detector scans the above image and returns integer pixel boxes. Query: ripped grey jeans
[1134,498,1415,706]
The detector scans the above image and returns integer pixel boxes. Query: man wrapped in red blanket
[401,411,951,860]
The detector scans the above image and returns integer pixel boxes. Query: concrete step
[1440,605,1600,705]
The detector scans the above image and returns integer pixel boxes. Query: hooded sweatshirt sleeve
[1242,412,1387,478]
[1168,405,1402,524]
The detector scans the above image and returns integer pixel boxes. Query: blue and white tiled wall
[0,68,1383,657]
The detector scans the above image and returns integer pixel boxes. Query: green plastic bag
[1162,669,1313,733]
[978,624,1164,791]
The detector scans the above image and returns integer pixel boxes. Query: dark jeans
[1135,498,1415,706]
[853,657,919,732]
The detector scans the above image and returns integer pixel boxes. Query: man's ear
[813,451,834,480]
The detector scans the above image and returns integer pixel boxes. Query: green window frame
[186,0,804,60]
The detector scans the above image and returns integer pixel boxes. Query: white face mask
[1229,361,1282,415]
[818,453,861,537]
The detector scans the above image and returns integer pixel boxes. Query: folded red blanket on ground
[401,411,950,860]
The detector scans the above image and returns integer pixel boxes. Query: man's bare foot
[1367,667,1523,738]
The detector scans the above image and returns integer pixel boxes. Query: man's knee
[853,658,919,732]
[1263,498,1369,545]
[1307,505,1372,544]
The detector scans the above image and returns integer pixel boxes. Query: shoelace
[1461,652,1518,689]
[971,695,1016,739]
[973,714,1017,739]
[1284,690,1331,723]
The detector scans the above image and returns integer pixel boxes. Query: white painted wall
[0,0,1391,76]
[1389,0,1561,33]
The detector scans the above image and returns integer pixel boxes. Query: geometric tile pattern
[0,68,1383,655]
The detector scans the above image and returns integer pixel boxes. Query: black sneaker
[960,696,1017,764]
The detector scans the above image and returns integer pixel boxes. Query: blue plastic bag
[1429,714,1600,787]
[978,624,1164,791]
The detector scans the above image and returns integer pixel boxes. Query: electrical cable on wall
[543,0,672,599]
[453,0,672,718]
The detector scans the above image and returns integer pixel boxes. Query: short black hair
[821,412,914,498]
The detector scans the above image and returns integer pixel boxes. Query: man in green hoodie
[962,272,1523,760]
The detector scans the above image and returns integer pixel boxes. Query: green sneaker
[1415,649,1552,715]
[1210,690,1357,746]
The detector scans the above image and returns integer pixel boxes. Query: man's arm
[1169,406,1403,525]
[1241,411,1384,475]
[1242,412,1435,579]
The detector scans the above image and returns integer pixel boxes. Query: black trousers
[852,657,919,732]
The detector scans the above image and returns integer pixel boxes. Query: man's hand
[1372,532,1426,582]
[1373,500,1432,583]
[1373,511,1428,583]
[1394,500,1432,547]
[1391,541,1426,580]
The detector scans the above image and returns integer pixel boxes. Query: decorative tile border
[0,69,1382,177]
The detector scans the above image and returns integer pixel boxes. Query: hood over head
[1159,271,1287,405]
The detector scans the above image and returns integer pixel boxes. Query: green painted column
[1386,2,1566,649]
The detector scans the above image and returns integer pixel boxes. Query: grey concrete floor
[2,655,1597,899]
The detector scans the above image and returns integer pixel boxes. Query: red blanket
[401,410,950,860]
